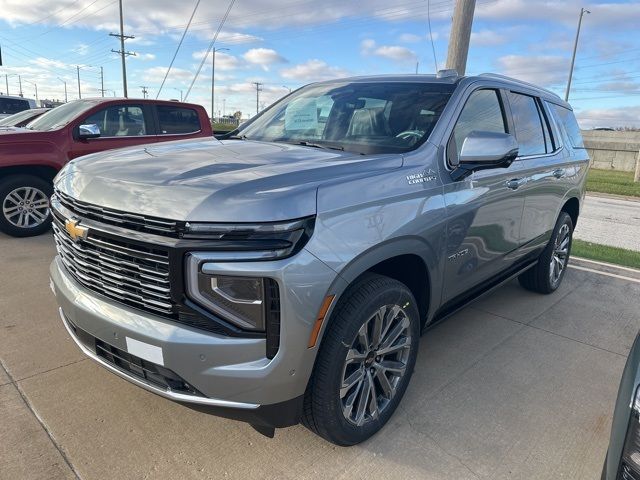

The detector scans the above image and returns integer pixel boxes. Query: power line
[156,0,201,99]
[184,0,236,101]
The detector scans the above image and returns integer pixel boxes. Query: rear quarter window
[157,106,201,134]
[548,103,585,148]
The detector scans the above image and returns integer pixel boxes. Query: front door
[442,88,526,302]
[68,103,157,159]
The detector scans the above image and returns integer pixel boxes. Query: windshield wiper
[295,141,344,151]
[224,134,248,140]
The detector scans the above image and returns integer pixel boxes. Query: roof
[68,97,204,108]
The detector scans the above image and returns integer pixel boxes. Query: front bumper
[50,250,343,427]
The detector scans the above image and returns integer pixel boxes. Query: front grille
[52,215,174,316]
[95,338,201,396]
[54,190,181,237]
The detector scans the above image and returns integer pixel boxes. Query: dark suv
[50,72,589,445]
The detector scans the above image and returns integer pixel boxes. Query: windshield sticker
[285,98,318,131]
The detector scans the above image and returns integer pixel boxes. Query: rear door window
[157,106,201,134]
[548,103,585,148]
[0,98,30,115]
[506,92,547,156]
[83,105,147,137]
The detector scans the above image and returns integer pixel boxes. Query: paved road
[574,194,640,251]
[2,233,639,480]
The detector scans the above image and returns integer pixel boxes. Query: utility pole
[565,7,590,102]
[252,82,263,115]
[110,0,135,98]
[100,66,105,97]
[140,86,148,98]
[18,75,23,97]
[4,75,8,95]
[211,47,229,121]
[445,0,476,75]
[76,66,82,99]
[57,77,68,103]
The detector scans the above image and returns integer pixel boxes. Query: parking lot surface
[1,232,639,480]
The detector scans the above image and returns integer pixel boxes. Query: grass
[572,239,640,269]
[211,122,236,133]
[586,168,640,197]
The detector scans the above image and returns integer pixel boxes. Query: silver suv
[50,72,589,445]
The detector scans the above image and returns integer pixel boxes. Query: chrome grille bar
[54,190,180,235]
[52,218,174,315]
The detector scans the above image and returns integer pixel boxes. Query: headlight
[186,253,280,333]
[198,274,266,330]
[182,217,314,260]
[621,387,640,479]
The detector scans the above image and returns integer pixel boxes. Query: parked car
[0,107,50,128]
[50,72,589,445]
[0,95,37,120]
[602,331,640,479]
[0,98,212,237]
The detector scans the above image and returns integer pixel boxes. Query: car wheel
[0,175,53,237]
[302,274,420,446]
[518,211,573,294]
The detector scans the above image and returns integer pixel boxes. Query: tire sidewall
[0,175,53,237]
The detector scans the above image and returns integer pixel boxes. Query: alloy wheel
[2,187,50,229]
[340,304,412,426]
[550,223,570,286]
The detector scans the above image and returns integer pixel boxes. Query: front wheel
[0,175,53,237]
[519,211,573,294]
[302,274,420,446]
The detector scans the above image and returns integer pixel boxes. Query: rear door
[508,92,572,250]
[68,103,157,159]
[442,88,526,302]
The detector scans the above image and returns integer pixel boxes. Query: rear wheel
[519,211,573,294]
[302,274,420,445]
[0,175,52,237]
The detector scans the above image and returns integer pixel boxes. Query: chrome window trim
[59,307,260,410]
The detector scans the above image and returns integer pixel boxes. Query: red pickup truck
[0,98,212,237]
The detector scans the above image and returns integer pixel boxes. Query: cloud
[133,53,157,61]
[72,43,89,56]
[470,30,506,47]
[243,48,287,69]
[398,32,440,43]
[361,39,416,63]
[495,55,569,86]
[142,66,193,83]
[192,50,242,71]
[280,59,348,82]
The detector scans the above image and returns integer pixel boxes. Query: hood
[0,128,43,140]
[55,137,403,222]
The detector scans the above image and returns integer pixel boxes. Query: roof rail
[478,73,562,100]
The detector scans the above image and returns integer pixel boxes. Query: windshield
[26,100,98,131]
[0,109,43,127]
[237,81,454,154]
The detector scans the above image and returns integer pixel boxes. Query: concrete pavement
[574,194,640,251]
[1,233,639,480]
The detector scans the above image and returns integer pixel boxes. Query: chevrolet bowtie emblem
[65,218,89,242]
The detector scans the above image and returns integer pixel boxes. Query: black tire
[302,274,420,446]
[518,211,573,294]
[0,175,53,237]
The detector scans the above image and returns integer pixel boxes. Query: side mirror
[77,124,101,140]
[451,131,518,181]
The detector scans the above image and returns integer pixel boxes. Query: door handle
[553,168,566,179]
[506,178,526,190]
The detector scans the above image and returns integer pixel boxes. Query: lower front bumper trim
[58,307,260,410]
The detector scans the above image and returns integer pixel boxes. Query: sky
[0,0,639,128]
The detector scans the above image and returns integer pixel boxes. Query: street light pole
[4,74,8,95]
[18,75,22,97]
[565,7,590,102]
[211,47,229,121]
[57,78,68,103]
[77,66,82,99]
